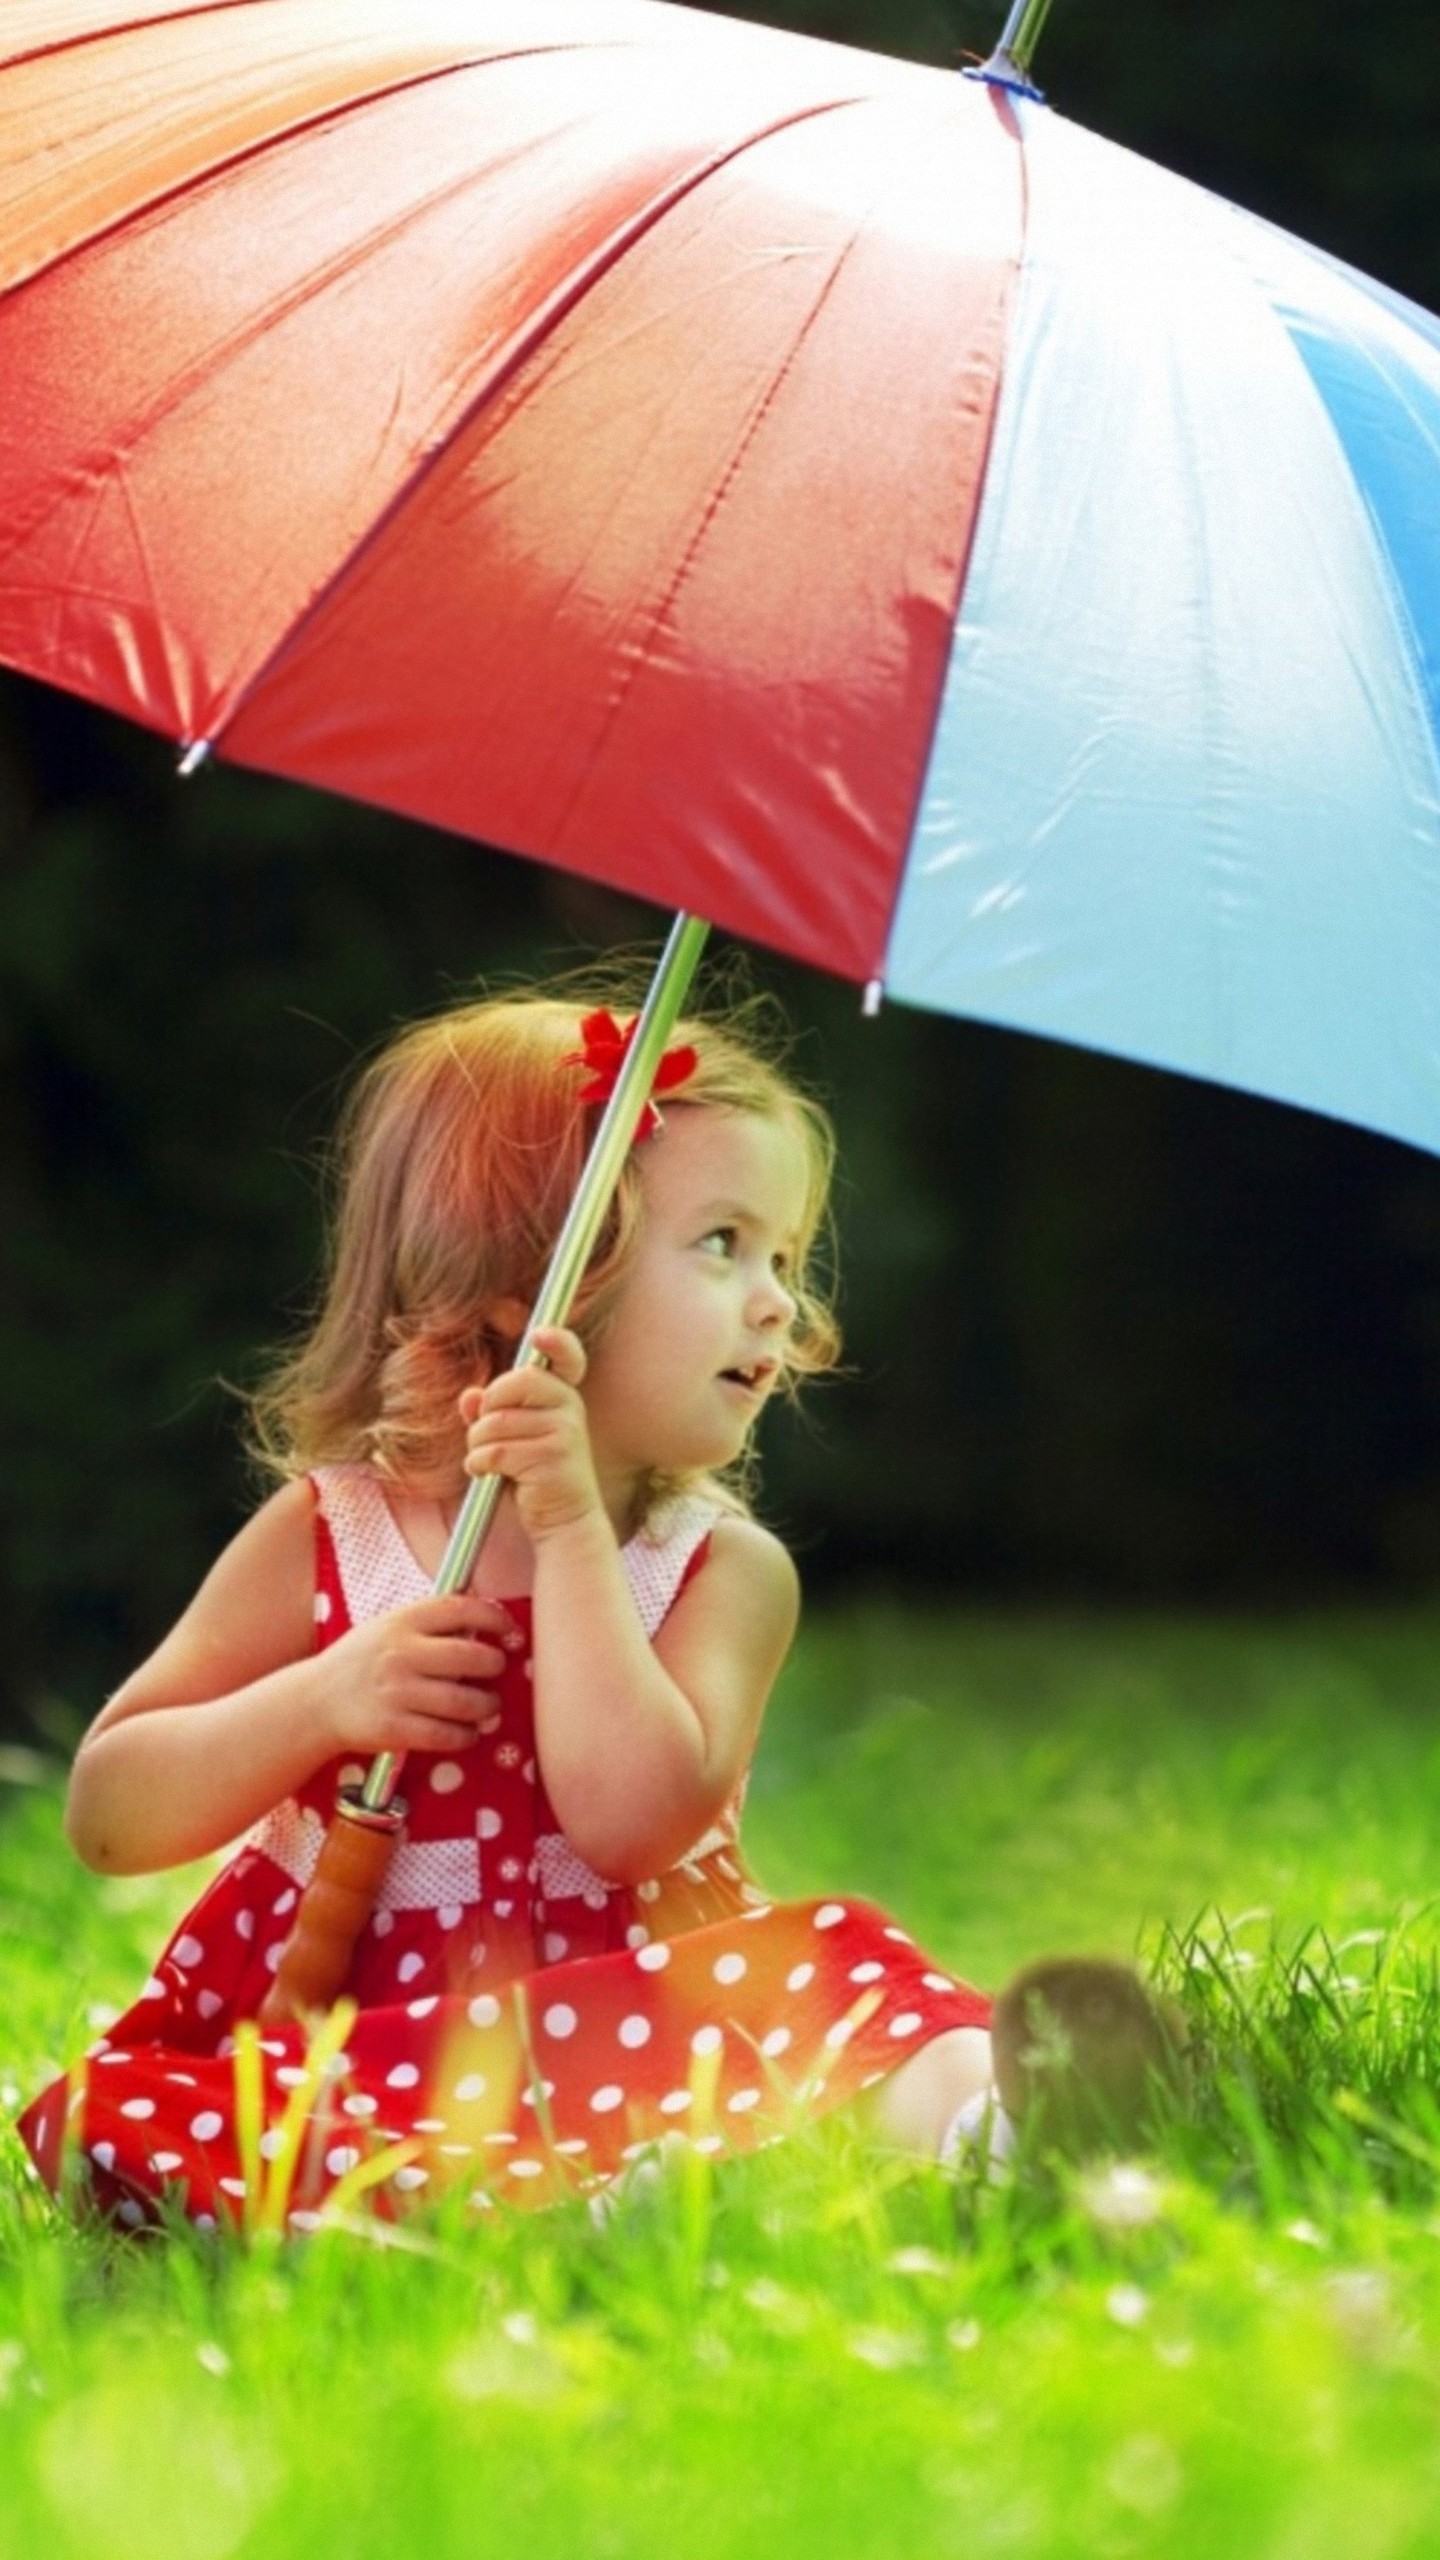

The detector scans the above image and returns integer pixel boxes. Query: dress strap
[312,1463,720,1637]
[621,1495,724,1638]
[311,1463,426,1626]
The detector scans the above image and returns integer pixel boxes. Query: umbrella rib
[543,168,882,854]
[0,0,260,79]
[200,91,870,755]
[868,84,1028,996]
[0,39,633,301]
[0,81,614,580]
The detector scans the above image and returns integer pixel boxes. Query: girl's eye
[699,1227,737,1257]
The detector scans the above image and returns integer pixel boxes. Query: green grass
[9,1605,1440,2560]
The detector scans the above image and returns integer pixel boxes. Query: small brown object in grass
[992,1957,1188,2153]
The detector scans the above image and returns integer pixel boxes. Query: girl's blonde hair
[248,976,839,1524]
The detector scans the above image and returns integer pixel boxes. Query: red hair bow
[567,1009,699,1141]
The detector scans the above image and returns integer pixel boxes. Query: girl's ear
[486,1296,530,1343]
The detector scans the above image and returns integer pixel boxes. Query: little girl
[20,989,995,2229]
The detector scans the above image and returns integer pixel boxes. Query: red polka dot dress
[21,1468,990,2229]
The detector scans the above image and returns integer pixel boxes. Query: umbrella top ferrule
[971,0,1055,99]
[964,56,1046,103]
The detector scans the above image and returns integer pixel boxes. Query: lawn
[7,1603,1440,2560]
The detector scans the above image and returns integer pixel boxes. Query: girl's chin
[606,1397,757,1484]
[657,1444,747,1479]
[645,1422,752,1478]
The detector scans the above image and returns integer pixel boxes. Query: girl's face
[580,1104,808,1493]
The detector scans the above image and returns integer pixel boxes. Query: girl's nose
[751,1267,798,1330]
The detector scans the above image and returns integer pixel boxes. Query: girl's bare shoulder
[90,1478,319,1732]
[193,1476,319,1623]
[683,1512,799,1639]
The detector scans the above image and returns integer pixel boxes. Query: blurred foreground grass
[7,1605,1440,2560]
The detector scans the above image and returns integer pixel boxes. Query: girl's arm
[463,1332,799,1882]
[67,1481,515,1874]
[531,1508,798,1881]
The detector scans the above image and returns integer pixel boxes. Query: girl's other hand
[460,1326,605,1542]
[316,1593,516,1760]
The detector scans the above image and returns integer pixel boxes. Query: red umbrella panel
[0,0,1020,985]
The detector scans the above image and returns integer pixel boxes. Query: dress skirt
[20,1469,989,2227]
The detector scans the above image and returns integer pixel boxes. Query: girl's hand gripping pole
[257,914,711,2028]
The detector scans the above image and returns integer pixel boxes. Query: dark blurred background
[4,0,1440,1739]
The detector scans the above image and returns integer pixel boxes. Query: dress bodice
[238,1465,757,1999]
[311,1460,722,1640]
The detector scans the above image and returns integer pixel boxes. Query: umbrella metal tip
[862,978,884,1019]
[969,0,1051,100]
[963,50,1046,101]
[177,738,211,777]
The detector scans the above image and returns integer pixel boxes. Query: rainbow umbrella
[6,0,1439,1152]
[2,0,1438,2007]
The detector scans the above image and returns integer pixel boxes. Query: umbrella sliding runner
[260,912,710,2024]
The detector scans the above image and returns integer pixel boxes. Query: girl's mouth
[718,1360,777,1397]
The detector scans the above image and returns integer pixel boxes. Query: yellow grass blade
[320,2137,424,2223]
[230,2020,264,2239]
[254,1998,358,2241]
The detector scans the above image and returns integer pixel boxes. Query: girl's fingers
[481,1372,570,1418]
[420,1637,508,1681]
[407,1681,499,1724]
[410,1594,518,1641]
[464,1436,562,1480]
[529,1325,587,1385]
[436,1685,499,1723]
[468,1409,571,1450]
[487,1336,586,1399]
[465,1445,516,1480]
[400,1712,490,1754]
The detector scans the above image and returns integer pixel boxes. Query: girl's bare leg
[854,2027,996,2156]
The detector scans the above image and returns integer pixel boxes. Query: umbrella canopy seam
[198,92,870,758]
[0,0,258,78]
[541,101,976,864]
[871,83,1028,1001]
[0,39,634,302]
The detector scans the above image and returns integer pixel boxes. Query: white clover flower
[886,2246,949,2278]
[847,2327,923,2370]
[1080,2161,1167,2229]
[1105,2283,1149,2328]
[1284,2218,1327,2249]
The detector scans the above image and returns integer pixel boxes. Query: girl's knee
[856,2024,994,2156]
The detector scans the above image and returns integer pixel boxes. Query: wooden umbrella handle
[258,1791,405,2028]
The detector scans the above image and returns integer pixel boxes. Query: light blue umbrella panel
[885,101,1440,1156]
